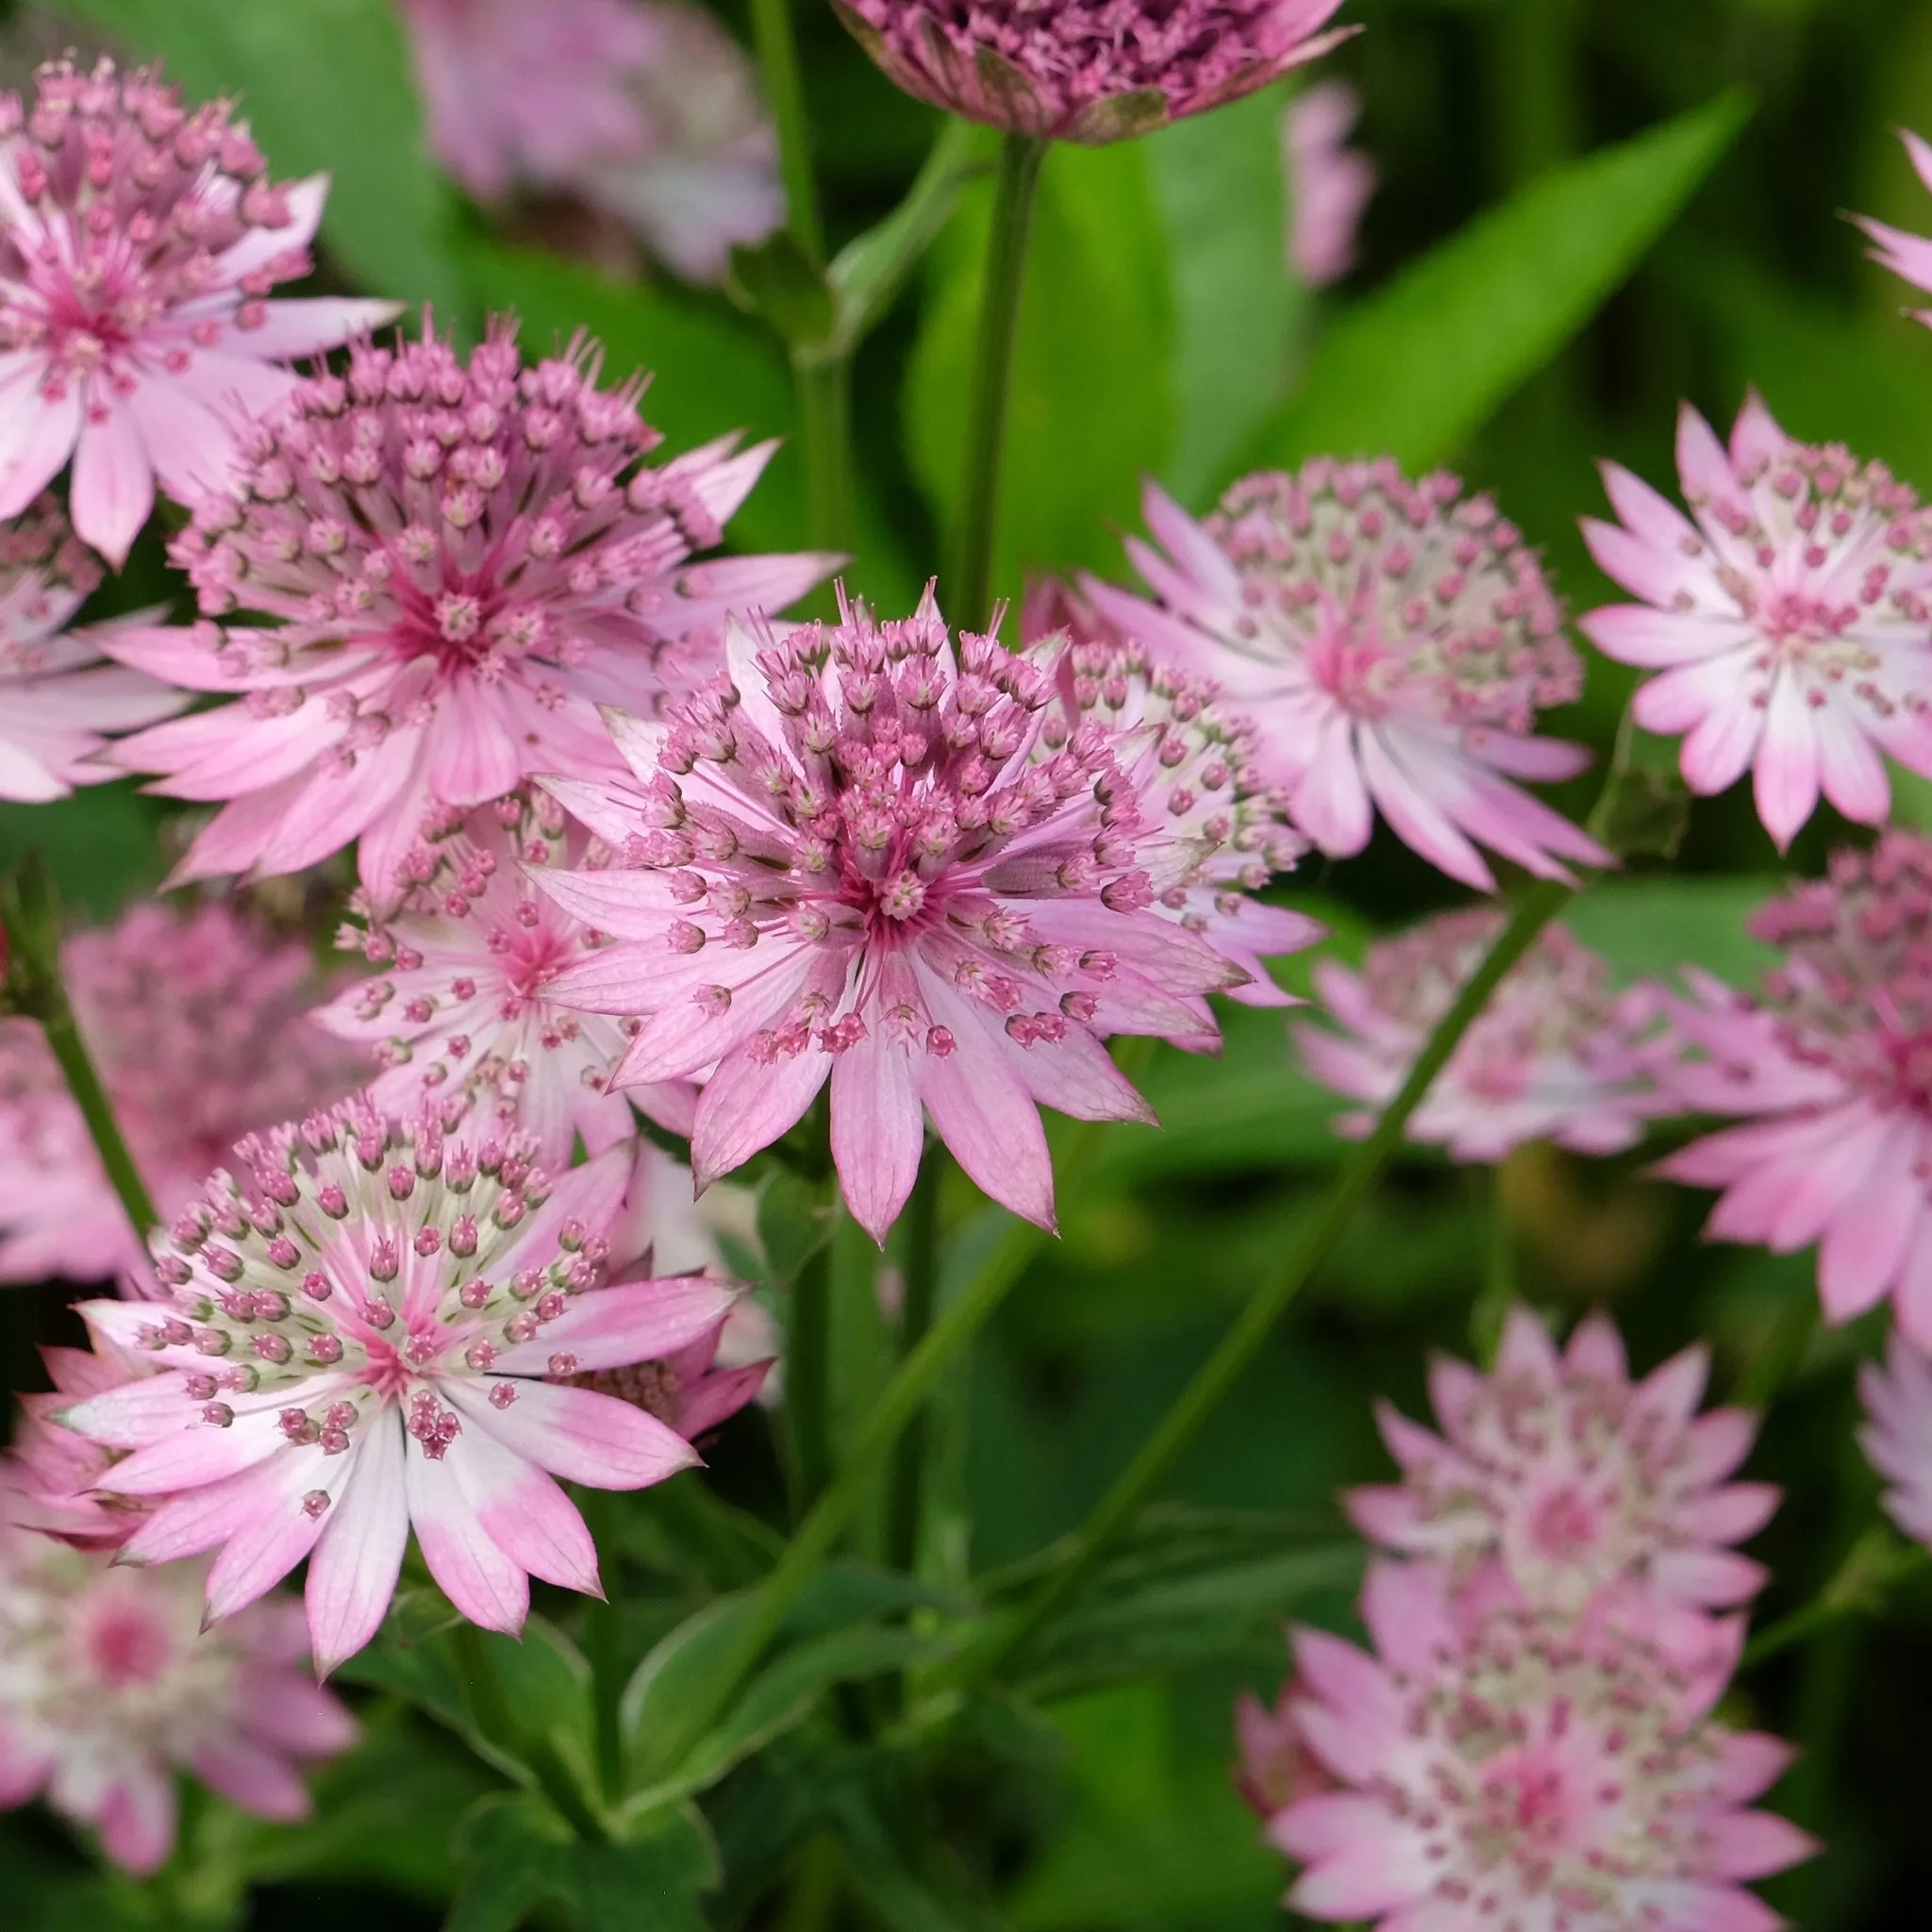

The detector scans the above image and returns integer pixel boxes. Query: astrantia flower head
[835,0,1354,143]
[0,1519,357,1873]
[5,1342,156,1549]
[59,1105,741,1673]
[1234,1677,1334,1819]
[1283,79,1374,287]
[1272,1563,1812,1929]
[1297,909,1668,1160]
[1657,833,1932,1347]
[0,899,357,1287]
[1582,396,1932,850]
[0,496,184,799]
[537,589,1301,1241]
[315,788,695,1165]
[0,57,396,563]
[1858,1331,1932,1551]
[1348,1306,1777,1624]
[1852,127,1932,328]
[103,319,835,894]
[1085,473,1607,891]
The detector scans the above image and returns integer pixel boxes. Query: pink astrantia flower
[1297,909,1668,1160]
[0,900,357,1287]
[1656,834,1932,1347]
[0,58,396,564]
[1271,1563,1812,1930]
[835,0,1355,144]
[102,322,835,896]
[0,1516,357,1874]
[1852,127,1932,328]
[1347,1306,1777,1625]
[1581,397,1932,850]
[58,1105,743,1674]
[536,591,1301,1241]
[314,789,695,1165]
[1283,79,1374,287]
[1234,1677,1335,1819]
[5,1343,157,1549]
[1085,471,1607,891]
[1858,1331,1932,1551]
[0,496,183,800]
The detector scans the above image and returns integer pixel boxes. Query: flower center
[84,1602,174,1689]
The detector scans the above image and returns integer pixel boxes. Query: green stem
[749,0,823,263]
[953,131,1047,632]
[884,1154,942,1576]
[1741,1533,1932,1669]
[788,1236,835,1518]
[796,352,855,557]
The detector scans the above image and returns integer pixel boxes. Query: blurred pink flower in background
[0,58,396,563]
[1582,396,1932,850]
[0,496,182,801]
[1852,126,1932,327]
[1297,909,1669,1160]
[103,324,834,896]
[1087,470,1605,891]
[0,900,357,1288]
[1859,1331,1932,1551]
[1282,79,1374,286]
[1233,1677,1334,1820]
[5,1342,158,1549]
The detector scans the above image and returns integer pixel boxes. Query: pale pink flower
[1858,1331,1932,1550]
[1085,472,1607,891]
[1348,1306,1776,1626]
[835,0,1354,143]
[1581,396,1932,850]
[58,1105,744,1674]
[0,1516,356,1874]
[1272,1563,1812,1929]
[4,1343,156,1550]
[0,58,396,565]
[0,496,183,800]
[0,900,358,1288]
[314,789,695,1167]
[1297,909,1669,1160]
[1233,1678,1334,1819]
[1283,79,1373,287]
[535,592,1305,1241]
[1852,127,1932,327]
[1656,834,1932,1347]
[102,323,834,897]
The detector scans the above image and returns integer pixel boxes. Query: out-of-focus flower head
[0,57,397,563]
[1269,1562,1812,1929]
[0,899,358,1288]
[1859,1330,1932,1550]
[1657,833,1932,1347]
[1582,396,1932,851]
[102,319,837,897]
[4,1342,156,1548]
[0,497,184,800]
[1348,1305,1777,1625]
[1233,1678,1334,1820]
[535,590,1305,1242]
[1852,127,1932,328]
[1283,78,1373,287]
[0,1516,357,1874]
[314,787,695,1166]
[1085,473,1605,891]
[835,0,1355,144]
[1297,908,1669,1161]
[60,1104,743,1674]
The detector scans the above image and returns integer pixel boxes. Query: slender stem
[749,0,824,263]
[40,1000,159,1240]
[796,352,855,558]
[788,1236,835,1518]
[1741,1534,1931,1669]
[953,131,1047,632]
[884,1153,942,1576]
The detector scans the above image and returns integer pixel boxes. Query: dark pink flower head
[0,900,358,1288]
[0,1515,357,1874]
[1852,127,1932,327]
[1085,473,1606,891]
[1657,833,1932,1346]
[103,320,836,896]
[1282,79,1374,287]
[59,1102,742,1674]
[314,788,696,1166]
[1348,1307,1777,1626]
[0,58,397,564]
[0,495,185,799]
[1859,1331,1932,1551]
[1582,397,1932,851]
[537,590,1303,1241]
[1274,1562,1813,1929]
[1298,908,1668,1161]
[835,0,1354,143]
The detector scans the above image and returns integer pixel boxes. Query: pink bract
[1347,1306,1777,1625]
[1852,127,1932,327]
[1858,1331,1932,1552]
[1581,395,1932,851]
[1297,908,1669,1160]
[101,321,835,897]
[0,58,396,564]
[1283,79,1374,287]
[835,0,1354,143]
[1085,472,1606,891]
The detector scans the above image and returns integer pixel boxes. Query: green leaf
[1563,875,1776,991]
[757,1168,836,1288]
[64,0,464,312]
[621,1592,764,1788]
[728,233,839,353]
[1239,90,1750,477]
[0,788,167,923]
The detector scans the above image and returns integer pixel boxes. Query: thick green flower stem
[954,131,1047,631]
[749,0,823,263]
[884,1153,942,1576]
[788,1237,836,1517]
[796,352,855,557]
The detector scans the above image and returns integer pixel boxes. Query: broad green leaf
[64,0,464,312]
[1563,876,1776,991]
[1239,91,1750,477]
[621,1592,762,1787]
[0,787,166,922]
[757,1168,836,1288]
